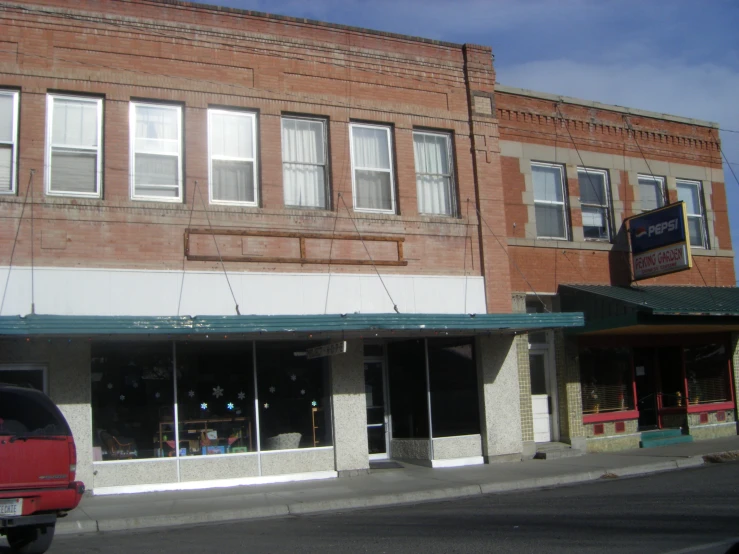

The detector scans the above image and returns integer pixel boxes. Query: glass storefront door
[364,359,389,459]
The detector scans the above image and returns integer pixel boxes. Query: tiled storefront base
[688,409,737,440]
[92,448,336,494]
[583,419,640,452]
[390,436,484,467]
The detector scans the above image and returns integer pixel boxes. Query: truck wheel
[6,524,56,554]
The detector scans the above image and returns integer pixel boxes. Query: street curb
[55,456,715,536]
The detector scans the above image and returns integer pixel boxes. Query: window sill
[582,410,638,424]
[686,401,734,413]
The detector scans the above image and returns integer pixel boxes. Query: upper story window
[637,174,665,212]
[208,109,258,206]
[532,162,568,240]
[350,123,395,213]
[677,179,707,249]
[577,168,611,241]
[0,90,19,195]
[130,102,182,202]
[414,130,455,216]
[281,116,328,209]
[46,95,103,197]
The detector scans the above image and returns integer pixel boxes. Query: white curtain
[50,98,99,193]
[414,132,451,215]
[209,111,254,202]
[282,118,326,208]
[352,126,392,211]
[0,145,11,192]
[135,154,179,197]
[0,94,13,142]
[135,105,179,155]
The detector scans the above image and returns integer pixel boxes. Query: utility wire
[709,129,739,186]
[323,192,342,315]
[195,184,241,316]
[623,116,662,198]
[176,179,201,317]
[473,204,550,313]
[0,170,34,316]
[29,169,35,315]
[338,193,399,314]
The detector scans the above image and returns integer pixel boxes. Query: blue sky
[198,0,739,282]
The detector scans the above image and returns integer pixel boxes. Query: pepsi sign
[625,202,692,280]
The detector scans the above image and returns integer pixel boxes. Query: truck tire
[6,523,56,554]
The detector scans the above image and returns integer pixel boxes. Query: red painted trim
[583,410,640,424]
[687,401,734,413]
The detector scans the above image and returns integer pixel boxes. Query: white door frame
[364,349,391,460]
[528,331,560,443]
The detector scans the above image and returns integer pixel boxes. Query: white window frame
[281,115,328,210]
[532,161,569,240]
[129,101,183,203]
[577,167,611,242]
[0,364,48,393]
[676,178,708,249]
[45,94,103,198]
[349,122,396,214]
[637,174,665,212]
[208,108,258,207]
[413,129,456,217]
[0,89,19,195]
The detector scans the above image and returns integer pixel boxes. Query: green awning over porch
[0,312,584,338]
[559,285,739,335]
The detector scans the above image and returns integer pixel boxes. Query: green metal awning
[0,312,584,338]
[559,285,739,335]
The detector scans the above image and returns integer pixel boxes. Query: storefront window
[388,339,429,439]
[428,338,480,437]
[175,342,255,456]
[91,342,174,460]
[685,343,731,404]
[580,347,634,414]
[256,341,332,450]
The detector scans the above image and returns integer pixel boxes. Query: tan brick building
[0,0,735,493]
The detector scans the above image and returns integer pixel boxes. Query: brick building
[0,0,735,494]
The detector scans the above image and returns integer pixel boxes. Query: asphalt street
[5,462,739,554]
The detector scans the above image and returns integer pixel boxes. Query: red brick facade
[0,0,733,317]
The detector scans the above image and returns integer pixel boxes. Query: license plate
[0,498,22,517]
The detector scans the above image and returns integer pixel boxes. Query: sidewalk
[58,435,739,536]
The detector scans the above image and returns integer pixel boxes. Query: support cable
[709,129,739,187]
[29,170,35,314]
[338,193,399,313]
[0,170,34,315]
[555,104,615,239]
[473,204,550,313]
[195,184,241,315]
[176,179,201,317]
[623,116,662,200]
[323,193,342,315]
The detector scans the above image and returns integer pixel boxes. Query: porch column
[330,339,370,476]
[556,332,586,449]
[476,334,523,462]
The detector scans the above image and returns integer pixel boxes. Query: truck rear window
[0,389,71,437]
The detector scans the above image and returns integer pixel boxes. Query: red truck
[0,384,85,553]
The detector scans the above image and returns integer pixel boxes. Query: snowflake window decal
[237,391,246,400]
[155,392,160,399]
[107,383,113,390]
[188,390,195,398]
[119,395,126,401]
[269,386,276,394]
[300,389,306,395]
[200,402,208,410]
[227,402,234,411]
[132,382,139,389]
[263,403,269,409]
[311,400,317,407]
[212,386,224,398]
[290,374,297,381]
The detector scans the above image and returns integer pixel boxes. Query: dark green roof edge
[0,313,583,336]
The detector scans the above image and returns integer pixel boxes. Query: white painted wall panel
[0,267,486,317]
